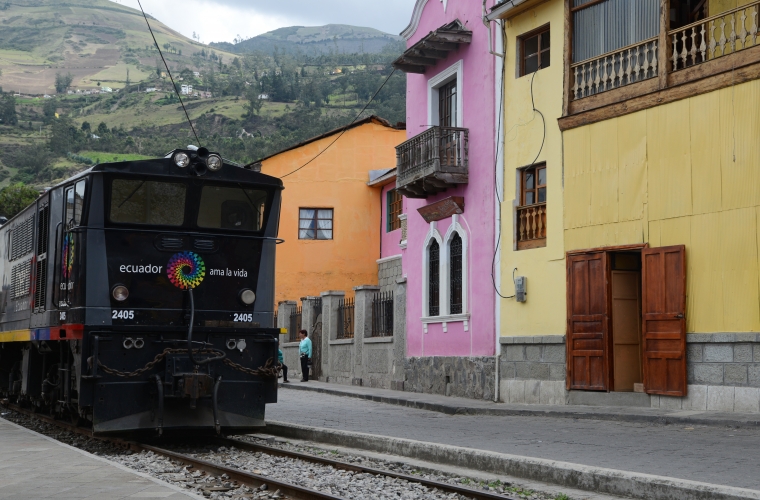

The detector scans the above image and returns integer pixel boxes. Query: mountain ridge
[211,24,403,56]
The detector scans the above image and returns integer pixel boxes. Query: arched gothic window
[428,240,440,316]
[450,233,463,314]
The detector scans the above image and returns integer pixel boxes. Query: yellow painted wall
[709,0,755,16]
[564,79,760,333]
[500,0,567,337]
[260,120,406,304]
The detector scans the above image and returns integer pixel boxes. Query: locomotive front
[2,149,284,435]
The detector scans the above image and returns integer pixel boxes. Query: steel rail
[214,436,518,500]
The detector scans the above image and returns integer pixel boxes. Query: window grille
[371,291,394,337]
[428,240,440,316]
[289,305,302,342]
[36,205,49,256]
[337,297,355,339]
[11,260,32,299]
[10,215,34,261]
[450,234,463,315]
[299,208,333,240]
[387,190,403,232]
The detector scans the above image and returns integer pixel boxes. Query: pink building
[387,0,502,399]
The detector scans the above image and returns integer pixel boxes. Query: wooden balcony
[517,203,546,250]
[558,0,760,131]
[395,126,468,199]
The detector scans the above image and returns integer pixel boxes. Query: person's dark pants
[281,363,288,382]
[300,355,310,381]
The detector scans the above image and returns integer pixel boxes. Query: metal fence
[371,291,394,337]
[273,310,278,329]
[289,305,302,342]
[311,297,323,325]
[337,297,355,339]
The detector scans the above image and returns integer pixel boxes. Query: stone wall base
[404,356,496,400]
[653,385,760,413]
[500,379,567,405]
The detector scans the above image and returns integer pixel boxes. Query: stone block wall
[654,333,760,413]
[498,336,568,405]
[404,356,496,400]
[498,333,760,413]
[378,257,402,293]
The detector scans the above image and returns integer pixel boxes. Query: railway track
[1,402,518,500]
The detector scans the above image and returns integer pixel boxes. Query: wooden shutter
[566,252,609,391]
[642,246,687,396]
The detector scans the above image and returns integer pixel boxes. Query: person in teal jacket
[298,330,312,382]
[278,348,289,383]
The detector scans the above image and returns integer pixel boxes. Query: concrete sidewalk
[0,416,199,500]
[279,380,760,428]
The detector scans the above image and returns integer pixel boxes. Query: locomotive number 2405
[112,310,135,320]
[234,313,253,322]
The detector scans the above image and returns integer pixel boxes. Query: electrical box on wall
[515,276,527,303]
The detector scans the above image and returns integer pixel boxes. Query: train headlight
[239,289,256,305]
[112,284,129,301]
[206,154,223,171]
[173,151,190,168]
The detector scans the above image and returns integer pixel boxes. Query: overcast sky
[113,0,417,44]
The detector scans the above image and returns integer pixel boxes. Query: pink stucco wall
[401,0,498,357]
[380,183,402,260]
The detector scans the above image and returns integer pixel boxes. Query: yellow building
[490,0,760,412]
[256,116,406,304]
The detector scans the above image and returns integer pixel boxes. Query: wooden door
[642,246,687,396]
[611,270,642,391]
[566,252,609,391]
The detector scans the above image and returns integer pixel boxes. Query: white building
[101,86,112,93]
[180,84,193,95]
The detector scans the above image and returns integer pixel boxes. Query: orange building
[256,116,406,303]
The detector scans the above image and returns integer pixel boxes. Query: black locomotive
[0,148,283,434]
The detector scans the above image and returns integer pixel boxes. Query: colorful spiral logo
[62,233,74,279]
[167,251,206,289]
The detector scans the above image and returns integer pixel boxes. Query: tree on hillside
[42,98,57,123]
[0,183,40,219]
[54,72,73,94]
[97,122,109,136]
[49,117,83,154]
[0,93,17,126]
[81,121,91,132]
[244,86,263,116]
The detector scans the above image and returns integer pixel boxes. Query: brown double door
[566,246,687,396]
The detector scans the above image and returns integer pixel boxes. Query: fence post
[277,300,298,377]
[320,290,345,382]
[353,285,380,386]
[391,277,407,391]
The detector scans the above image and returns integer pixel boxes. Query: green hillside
[0,0,238,95]
[0,2,406,204]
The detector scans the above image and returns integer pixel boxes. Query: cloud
[114,0,416,43]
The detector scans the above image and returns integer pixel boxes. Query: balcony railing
[517,203,546,250]
[670,1,760,71]
[571,38,659,101]
[395,126,468,198]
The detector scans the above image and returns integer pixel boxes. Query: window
[520,27,550,76]
[438,79,457,127]
[387,189,402,232]
[450,233,462,315]
[517,164,547,250]
[110,180,186,226]
[65,180,86,228]
[299,208,333,240]
[197,185,268,231]
[521,164,546,206]
[428,240,440,316]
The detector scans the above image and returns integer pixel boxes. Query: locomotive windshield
[110,179,187,226]
[197,185,267,231]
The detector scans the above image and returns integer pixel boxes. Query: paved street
[269,388,760,491]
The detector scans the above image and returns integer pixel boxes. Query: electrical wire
[136,0,202,147]
[279,68,398,179]
[492,55,547,300]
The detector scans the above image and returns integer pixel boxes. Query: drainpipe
[485,0,506,402]
[483,0,505,59]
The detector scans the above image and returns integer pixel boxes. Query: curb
[279,383,760,429]
[264,420,760,500]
